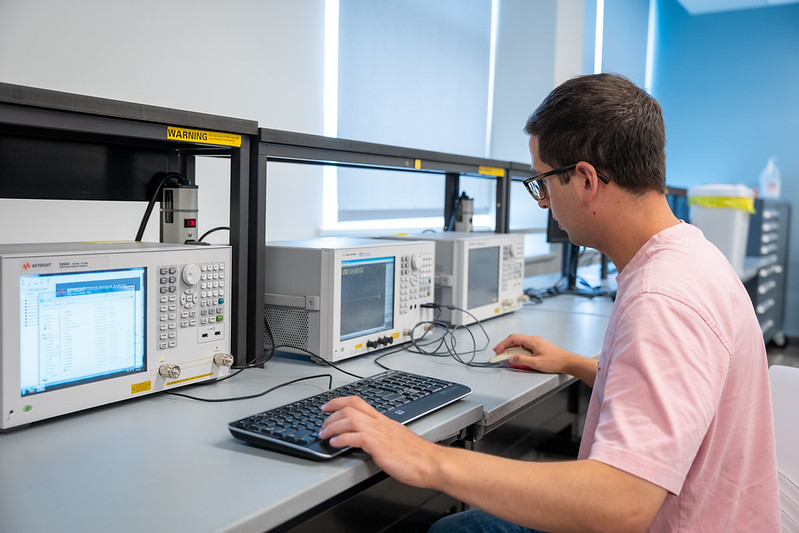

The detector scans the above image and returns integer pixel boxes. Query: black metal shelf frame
[0,83,258,365]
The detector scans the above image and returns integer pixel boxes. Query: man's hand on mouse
[492,334,580,374]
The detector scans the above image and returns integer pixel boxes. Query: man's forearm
[564,353,599,387]
[428,447,665,533]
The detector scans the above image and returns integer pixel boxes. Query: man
[320,73,780,532]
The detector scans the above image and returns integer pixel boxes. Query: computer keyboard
[228,370,472,460]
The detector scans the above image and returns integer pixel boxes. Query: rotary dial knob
[182,264,201,285]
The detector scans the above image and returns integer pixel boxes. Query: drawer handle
[761,233,779,244]
[757,299,776,315]
[758,280,777,295]
[759,265,783,278]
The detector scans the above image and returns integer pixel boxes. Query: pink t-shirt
[578,222,780,531]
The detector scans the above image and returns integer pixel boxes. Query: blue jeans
[428,509,546,533]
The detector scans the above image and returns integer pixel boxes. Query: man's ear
[575,161,599,196]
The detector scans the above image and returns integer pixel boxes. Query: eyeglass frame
[523,162,610,201]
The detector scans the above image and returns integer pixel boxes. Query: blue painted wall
[651,0,799,336]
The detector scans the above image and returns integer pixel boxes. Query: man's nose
[537,197,549,209]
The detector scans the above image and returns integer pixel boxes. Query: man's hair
[524,73,666,194]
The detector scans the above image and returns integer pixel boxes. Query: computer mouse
[489,346,534,365]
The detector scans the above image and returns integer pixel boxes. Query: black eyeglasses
[523,163,610,201]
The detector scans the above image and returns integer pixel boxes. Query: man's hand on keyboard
[320,396,441,488]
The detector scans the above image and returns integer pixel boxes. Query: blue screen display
[19,267,146,396]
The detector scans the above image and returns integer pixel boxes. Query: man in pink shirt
[320,73,780,532]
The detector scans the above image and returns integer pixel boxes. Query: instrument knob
[182,264,201,285]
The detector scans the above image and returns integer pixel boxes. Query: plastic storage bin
[688,184,755,273]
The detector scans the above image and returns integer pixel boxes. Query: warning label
[478,165,505,177]
[166,126,242,147]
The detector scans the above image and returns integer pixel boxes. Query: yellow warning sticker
[166,127,242,147]
[479,165,505,177]
[132,381,152,394]
[165,372,214,387]
[687,196,756,214]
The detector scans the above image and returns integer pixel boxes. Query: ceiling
[677,0,799,15]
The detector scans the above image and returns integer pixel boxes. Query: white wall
[491,0,554,163]
[335,0,492,228]
[0,0,324,244]
[490,0,585,164]
[493,0,585,270]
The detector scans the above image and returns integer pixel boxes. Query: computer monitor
[546,210,579,291]
[545,210,605,297]
[666,186,689,222]
[546,209,571,244]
